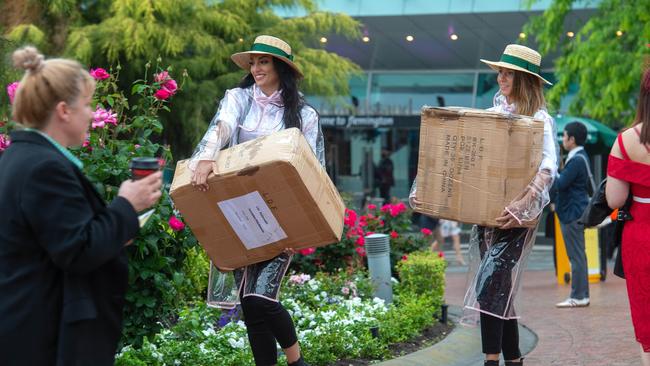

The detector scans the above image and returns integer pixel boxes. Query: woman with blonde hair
[467,44,558,366]
[606,68,650,366]
[410,44,558,366]
[0,47,162,365]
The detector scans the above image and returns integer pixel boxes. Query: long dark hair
[238,57,303,130]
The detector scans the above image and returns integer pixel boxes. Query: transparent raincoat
[410,92,558,323]
[188,85,325,308]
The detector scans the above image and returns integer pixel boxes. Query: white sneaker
[556,297,590,308]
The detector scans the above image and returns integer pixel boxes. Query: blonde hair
[511,71,546,117]
[11,46,95,129]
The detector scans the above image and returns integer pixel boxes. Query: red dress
[608,130,650,351]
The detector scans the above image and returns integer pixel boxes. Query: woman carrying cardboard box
[189,35,323,366]
[411,44,558,366]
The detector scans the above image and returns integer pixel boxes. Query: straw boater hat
[480,44,552,85]
[231,35,303,78]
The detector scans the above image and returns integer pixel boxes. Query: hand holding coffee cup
[118,157,163,212]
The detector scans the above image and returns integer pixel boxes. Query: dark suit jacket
[0,130,139,365]
[554,148,591,223]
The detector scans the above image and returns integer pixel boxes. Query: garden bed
[116,250,448,366]
[331,321,454,366]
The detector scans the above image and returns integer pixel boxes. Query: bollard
[365,233,393,304]
[439,303,448,324]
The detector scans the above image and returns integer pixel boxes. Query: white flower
[202,328,216,337]
[228,337,246,349]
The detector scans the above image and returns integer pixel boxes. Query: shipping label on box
[414,107,544,227]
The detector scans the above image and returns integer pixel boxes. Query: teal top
[24,128,84,170]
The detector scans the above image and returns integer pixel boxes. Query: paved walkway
[378,245,639,366]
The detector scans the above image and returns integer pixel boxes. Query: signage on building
[320,115,420,129]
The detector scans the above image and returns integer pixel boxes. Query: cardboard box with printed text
[413,107,544,227]
[169,128,345,269]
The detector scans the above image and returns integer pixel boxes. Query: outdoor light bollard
[365,233,393,304]
[440,303,448,324]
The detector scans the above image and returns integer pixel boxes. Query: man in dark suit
[0,46,162,366]
[554,121,592,308]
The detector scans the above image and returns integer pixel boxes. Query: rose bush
[291,202,436,275]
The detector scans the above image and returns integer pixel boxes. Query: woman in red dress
[607,68,650,366]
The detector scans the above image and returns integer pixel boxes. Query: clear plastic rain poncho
[410,92,558,323]
[462,93,558,324]
[188,85,325,308]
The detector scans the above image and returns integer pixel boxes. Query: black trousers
[480,312,521,360]
[240,295,298,366]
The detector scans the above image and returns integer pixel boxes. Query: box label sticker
[217,191,287,250]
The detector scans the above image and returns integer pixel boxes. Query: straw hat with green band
[231,35,303,78]
[480,44,552,85]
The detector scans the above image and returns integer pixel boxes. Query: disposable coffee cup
[129,157,160,180]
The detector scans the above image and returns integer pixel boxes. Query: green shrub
[396,250,447,305]
[377,295,438,344]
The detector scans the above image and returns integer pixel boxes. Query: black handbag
[579,179,611,227]
[579,178,632,279]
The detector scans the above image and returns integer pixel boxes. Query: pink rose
[344,208,357,227]
[380,204,390,213]
[89,68,110,80]
[162,79,177,93]
[390,231,399,239]
[168,216,185,231]
[389,205,401,217]
[401,255,408,261]
[421,228,433,236]
[365,231,375,236]
[355,246,366,257]
[355,235,365,246]
[341,287,350,295]
[154,88,173,100]
[6,82,19,104]
[92,107,118,128]
[0,134,11,152]
[299,247,316,256]
[154,71,170,83]
[438,251,444,258]
[367,204,376,210]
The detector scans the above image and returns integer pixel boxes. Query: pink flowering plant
[292,201,433,275]
[64,63,198,344]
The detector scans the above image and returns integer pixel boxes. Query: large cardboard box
[413,107,544,227]
[170,128,345,269]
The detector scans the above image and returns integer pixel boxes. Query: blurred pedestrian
[375,148,394,203]
[431,220,466,265]
[606,68,650,366]
[0,46,162,365]
[554,121,592,308]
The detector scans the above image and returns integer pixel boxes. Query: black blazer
[0,131,139,365]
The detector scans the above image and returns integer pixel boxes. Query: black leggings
[240,295,298,366]
[480,312,521,360]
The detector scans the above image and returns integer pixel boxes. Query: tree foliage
[524,0,650,127]
[3,0,361,156]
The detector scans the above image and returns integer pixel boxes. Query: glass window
[305,74,368,115]
[369,73,474,115]
[475,72,498,109]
